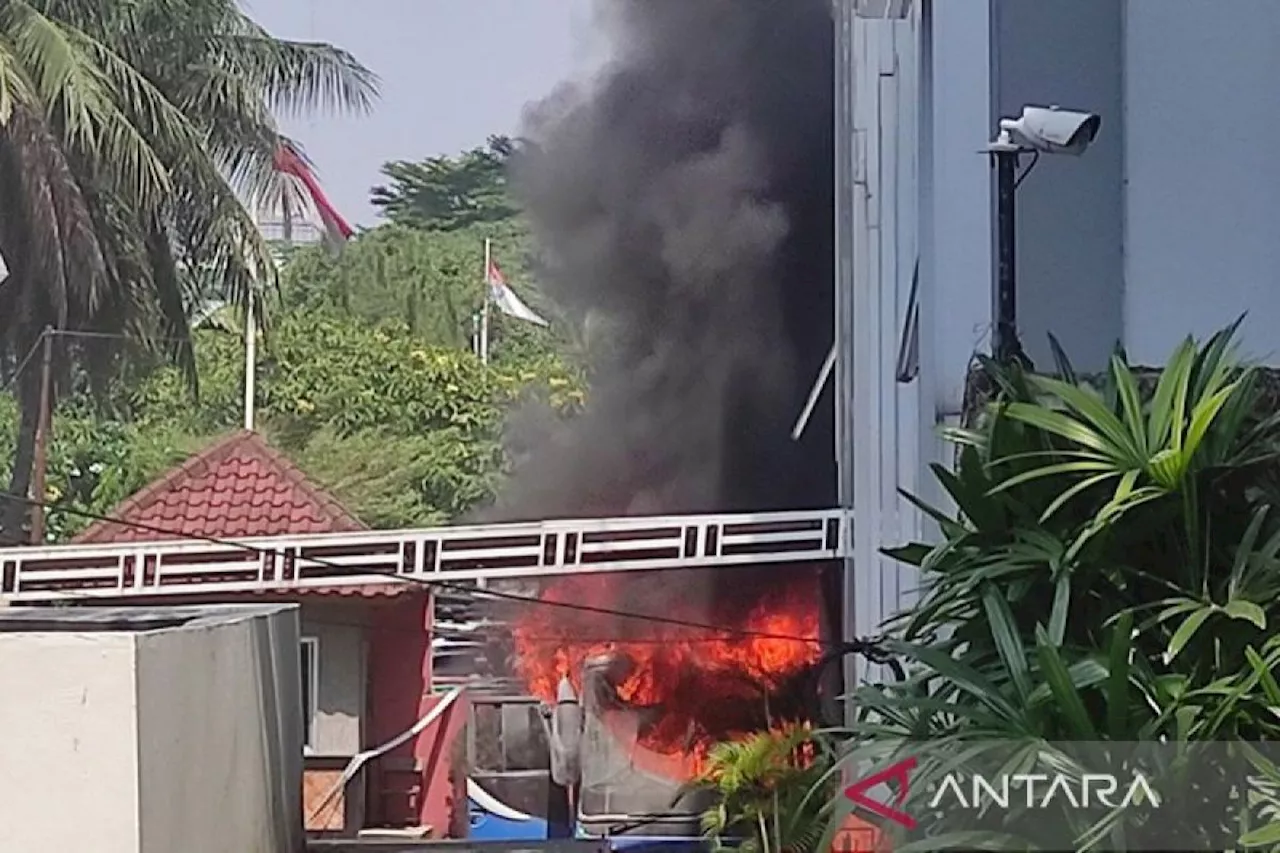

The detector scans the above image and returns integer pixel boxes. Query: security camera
[998,105,1101,156]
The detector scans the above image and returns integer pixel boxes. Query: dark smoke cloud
[494,0,835,525]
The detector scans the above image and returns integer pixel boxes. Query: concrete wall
[1123,0,1280,365]
[135,608,302,853]
[0,605,302,853]
[839,6,928,686]
[301,615,366,756]
[0,632,140,853]
[993,0,1125,372]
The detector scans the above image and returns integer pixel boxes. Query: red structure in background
[366,590,469,830]
[70,429,461,836]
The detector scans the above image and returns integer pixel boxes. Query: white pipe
[467,780,537,822]
[243,291,256,431]
[791,343,837,441]
[479,239,491,364]
[307,686,465,826]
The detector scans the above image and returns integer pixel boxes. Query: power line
[1,329,50,393]
[0,489,872,648]
[48,330,200,344]
[2,328,206,394]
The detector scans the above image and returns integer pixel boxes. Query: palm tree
[689,727,834,853]
[0,0,377,540]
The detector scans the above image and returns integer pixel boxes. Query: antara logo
[844,756,1160,829]
[843,756,918,830]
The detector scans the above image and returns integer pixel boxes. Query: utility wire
[0,325,898,664]
[2,328,201,395]
[0,490,894,653]
[0,329,49,393]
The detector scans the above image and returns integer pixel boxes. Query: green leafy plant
[690,727,835,853]
[0,0,376,539]
[825,323,1280,850]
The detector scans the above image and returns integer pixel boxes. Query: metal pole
[29,327,54,545]
[993,148,1019,363]
[480,239,491,364]
[243,291,257,431]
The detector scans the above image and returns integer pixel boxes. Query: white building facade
[837,0,1280,661]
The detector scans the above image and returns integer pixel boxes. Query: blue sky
[246,0,607,225]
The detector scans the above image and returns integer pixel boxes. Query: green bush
[828,323,1280,850]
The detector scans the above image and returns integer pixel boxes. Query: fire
[510,568,823,778]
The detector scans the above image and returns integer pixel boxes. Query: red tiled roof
[73,430,367,544]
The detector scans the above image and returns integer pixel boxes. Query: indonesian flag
[272,142,354,251]
[486,258,549,326]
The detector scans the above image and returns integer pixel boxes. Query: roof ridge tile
[72,430,368,544]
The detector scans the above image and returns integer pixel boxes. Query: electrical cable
[0,489,896,656]
[1013,151,1044,188]
[0,330,49,393]
[48,329,200,344]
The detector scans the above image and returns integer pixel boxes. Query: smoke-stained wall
[498,0,835,521]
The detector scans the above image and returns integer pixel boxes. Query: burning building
[468,0,839,832]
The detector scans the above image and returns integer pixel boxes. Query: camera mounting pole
[987,131,1026,366]
[984,106,1101,368]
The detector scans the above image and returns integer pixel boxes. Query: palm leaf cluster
[689,726,836,853]
[0,0,376,539]
[830,322,1280,850]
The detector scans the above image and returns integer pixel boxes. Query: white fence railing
[0,508,851,602]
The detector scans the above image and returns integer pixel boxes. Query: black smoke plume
[497,0,835,524]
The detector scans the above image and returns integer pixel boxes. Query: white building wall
[0,632,140,853]
[0,606,302,853]
[839,1,940,684]
[135,614,293,853]
[1123,0,1280,365]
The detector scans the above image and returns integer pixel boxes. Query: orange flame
[510,568,822,778]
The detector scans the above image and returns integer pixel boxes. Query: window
[468,697,549,774]
[300,637,319,752]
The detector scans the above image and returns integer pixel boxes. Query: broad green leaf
[1046,331,1077,384]
[932,463,1000,532]
[1156,598,1204,623]
[982,585,1031,700]
[1032,375,1144,462]
[1106,613,1133,738]
[1245,647,1280,707]
[892,640,1022,721]
[1147,339,1195,449]
[1039,471,1116,522]
[1182,380,1241,467]
[1167,607,1214,661]
[1000,402,1117,456]
[987,459,1114,495]
[1111,354,1147,457]
[1035,626,1096,737]
[1026,657,1109,705]
[1047,570,1070,646]
[1230,507,1270,598]
[1223,599,1267,631]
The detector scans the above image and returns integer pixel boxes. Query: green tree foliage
[0,394,204,542]
[827,323,1280,850]
[279,220,566,369]
[282,224,493,349]
[0,0,376,541]
[9,309,585,541]
[371,135,518,230]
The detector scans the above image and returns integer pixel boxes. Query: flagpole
[480,238,492,364]
[243,291,257,430]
